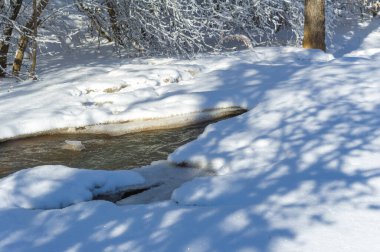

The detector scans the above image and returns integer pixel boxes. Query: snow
[0,47,333,141]
[119,161,214,205]
[0,165,144,209]
[1,17,380,252]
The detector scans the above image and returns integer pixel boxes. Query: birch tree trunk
[303,0,326,51]
[12,35,28,75]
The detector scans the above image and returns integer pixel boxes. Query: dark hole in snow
[93,183,161,203]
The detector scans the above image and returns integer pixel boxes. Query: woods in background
[0,0,379,79]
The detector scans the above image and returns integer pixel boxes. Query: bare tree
[29,0,38,79]
[75,0,112,42]
[12,0,49,76]
[0,0,23,77]
[105,0,122,45]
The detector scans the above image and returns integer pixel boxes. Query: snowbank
[169,59,380,174]
[0,47,333,141]
[0,165,144,209]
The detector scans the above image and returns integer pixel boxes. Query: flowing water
[0,123,209,178]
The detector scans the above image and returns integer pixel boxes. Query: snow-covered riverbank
[0,46,331,141]
[1,18,380,251]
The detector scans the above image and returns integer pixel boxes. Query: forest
[1,0,379,79]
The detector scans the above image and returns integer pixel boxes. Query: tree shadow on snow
[1,58,380,251]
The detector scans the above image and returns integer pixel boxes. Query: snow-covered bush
[333,0,380,17]
[77,0,306,57]
[76,0,378,58]
[1,0,379,78]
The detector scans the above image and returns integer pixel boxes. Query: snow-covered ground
[1,18,380,251]
[0,166,144,209]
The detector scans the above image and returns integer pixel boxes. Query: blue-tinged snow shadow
[167,59,380,248]
[330,17,380,58]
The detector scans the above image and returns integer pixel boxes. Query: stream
[0,123,211,178]
[0,111,247,204]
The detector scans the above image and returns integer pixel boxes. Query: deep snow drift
[1,18,380,252]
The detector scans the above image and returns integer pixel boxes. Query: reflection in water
[0,124,208,178]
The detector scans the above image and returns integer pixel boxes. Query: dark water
[0,124,208,178]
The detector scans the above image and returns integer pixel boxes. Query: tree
[303,0,326,51]
[29,0,38,79]
[0,0,23,77]
[12,0,49,76]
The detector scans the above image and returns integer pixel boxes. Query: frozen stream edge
[0,107,247,142]
[64,107,247,135]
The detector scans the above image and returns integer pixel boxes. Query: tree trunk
[29,0,38,79]
[12,0,49,76]
[75,1,112,42]
[0,0,23,76]
[106,0,123,45]
[12,35,28,75]
[303,0,326,51]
